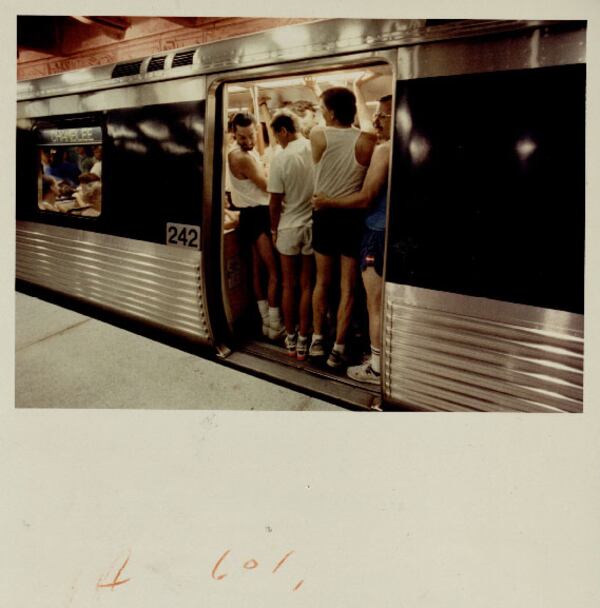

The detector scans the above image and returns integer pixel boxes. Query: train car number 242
[166,223,201,249]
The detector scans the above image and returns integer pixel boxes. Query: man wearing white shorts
[268,111,315,360]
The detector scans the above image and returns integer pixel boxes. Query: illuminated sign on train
[38,127,102,145]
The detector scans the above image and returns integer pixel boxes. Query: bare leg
[335,255,358,345]
[254,232,280,307]
[251,244,265,301]
[312,252,333,335]
[299,254,314,337]
[362,266,383,351]
[280,254,297,335]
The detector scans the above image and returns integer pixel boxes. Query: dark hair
[231,112,256,131]
[379,94,392,104]
[270,111,298,134]
[320,87,356,127]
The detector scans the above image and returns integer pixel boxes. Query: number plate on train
[166,223,201,249]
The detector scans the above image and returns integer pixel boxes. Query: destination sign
[38,126,103,145]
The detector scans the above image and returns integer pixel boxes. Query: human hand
[354,70,378,88]
[311,193,328,210]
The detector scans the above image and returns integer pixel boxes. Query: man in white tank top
[309,86,377,368]
[228,112,283,340]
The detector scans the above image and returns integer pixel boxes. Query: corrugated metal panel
[383,284,583,413]
[16,222,211,343]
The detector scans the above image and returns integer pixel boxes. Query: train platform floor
[15,292,339,411]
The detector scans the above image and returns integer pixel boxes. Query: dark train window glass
[37,126,103,217]
[104,101,204,243]
[386,64,585,314]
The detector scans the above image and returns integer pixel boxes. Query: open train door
[381,23,585,412]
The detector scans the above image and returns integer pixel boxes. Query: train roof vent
[111,60,143,78]
[147,55,166,72]
[172,49,196,68]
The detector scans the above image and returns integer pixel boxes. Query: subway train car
[16,18,586,412]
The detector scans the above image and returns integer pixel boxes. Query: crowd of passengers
[226,72,392,385]
[39,145,102,216]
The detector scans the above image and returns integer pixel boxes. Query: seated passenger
[72,172,102,216]
[268,110,315,360]
[309,85,377,368]
[39,175,59,211]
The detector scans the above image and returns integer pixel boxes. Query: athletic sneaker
[284,333,297,357]
[346,361,381,385]
[268,321,285,341]
[309,337,325,357]
[296,337,308,361]
[326,349,346,369]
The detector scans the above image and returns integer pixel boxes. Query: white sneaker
[347,361,381,385]
[268,321,285,341]
[309,337,325,357]
[284,333,297,357]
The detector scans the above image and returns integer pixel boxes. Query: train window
[37,126,103,217]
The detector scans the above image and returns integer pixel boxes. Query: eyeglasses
[373,111,392,119]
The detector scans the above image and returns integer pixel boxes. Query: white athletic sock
[298,335,308,343]
[268,306,282,328]
[332,343,345,354]
[257,299,269,323]
[370,346,381,374]
[311,333,323,344]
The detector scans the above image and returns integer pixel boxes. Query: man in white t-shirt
[267,111,315,360]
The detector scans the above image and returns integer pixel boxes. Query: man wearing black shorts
[228,112,283,339]
[309,86,376,368]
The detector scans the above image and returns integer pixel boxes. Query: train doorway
[217,64,394,409]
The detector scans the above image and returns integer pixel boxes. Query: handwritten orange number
[97,553,132,591]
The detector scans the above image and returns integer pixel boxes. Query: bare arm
[258,98,277,151]
[229,149,268,192]
[303,75,322,100]
[269,192,285,237]
[309,126,327,164]
[353,72,378,134]
[312,142,390,210]
[250,87,266,157]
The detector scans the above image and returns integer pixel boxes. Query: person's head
[231,112,258,152]
[320,87,356,127]
[289,100,318,137]
[41,175,58,203]
[76,145,91,157]
[270,110,300,148]
[78,172,102,209]
[373,94,393,141]
[93,145,102,161]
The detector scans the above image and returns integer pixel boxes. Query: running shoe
[268,321,285,341]
[284,333,297,357]
[326,349,346,369]
[309,337,325,357]
[346,361,381,385]
[296,337,308,361]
